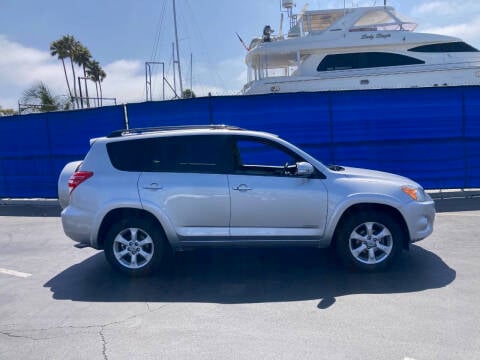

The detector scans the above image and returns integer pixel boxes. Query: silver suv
[58,125,435,275]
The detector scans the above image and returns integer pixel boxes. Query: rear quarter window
[106,135,231,173]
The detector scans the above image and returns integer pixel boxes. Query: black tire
[104,217,168,276]
[335,211,404,271]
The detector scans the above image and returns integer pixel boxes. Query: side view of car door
[227,136,329,243]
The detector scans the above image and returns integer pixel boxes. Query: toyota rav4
[58,125,435,275]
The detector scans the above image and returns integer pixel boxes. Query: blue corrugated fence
[0,86,479,197]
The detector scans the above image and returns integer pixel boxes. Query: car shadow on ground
[44,245,455,308]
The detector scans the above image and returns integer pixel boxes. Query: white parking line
[0,268,32,278]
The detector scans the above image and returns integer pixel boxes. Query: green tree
[182,88,196,99]
[86,60,107,106]
[50,35,81,107]
[74,45,92,107]
[0,106,17,116]
[49,38,73,100]
[21,82,71,113]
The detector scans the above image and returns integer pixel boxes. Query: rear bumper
[61,206,95,247]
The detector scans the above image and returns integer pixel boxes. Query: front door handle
[143,183,163,190]
[233,184,252,192]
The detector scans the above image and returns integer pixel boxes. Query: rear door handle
[143,183,163,190]
[233,184,252,192]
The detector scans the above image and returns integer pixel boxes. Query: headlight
[401,186,427,202]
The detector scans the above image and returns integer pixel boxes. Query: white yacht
[242,1,480,95]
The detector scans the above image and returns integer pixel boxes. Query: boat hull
[244,65,480,95]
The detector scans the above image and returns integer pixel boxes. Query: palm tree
[74,45,92,107]
[50,35,81,107]
[68,37,81,107]
[50,38,72,101]
[86,60,107,106]
[21,82,70,113]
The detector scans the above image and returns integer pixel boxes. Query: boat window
[350,9,416,31]
[388,10,417,31]
[355,10,394,27]
[301,11,344,33]
[409,42,479,53]
[317,52,425,71]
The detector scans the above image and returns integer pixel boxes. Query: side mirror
[296,162,314,177]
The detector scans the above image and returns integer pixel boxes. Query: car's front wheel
[104,218,167,276]
[336,211,404,271]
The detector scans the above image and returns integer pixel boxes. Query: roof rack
[107,124,245,138]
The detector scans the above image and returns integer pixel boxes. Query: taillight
[68,171,94,192]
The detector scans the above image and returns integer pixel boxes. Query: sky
[1,0,480,109]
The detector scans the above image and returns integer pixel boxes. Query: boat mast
[173,0,184,96]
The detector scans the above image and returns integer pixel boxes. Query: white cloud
[412,0,480,17]
[421,16,480,42]
[101,60,145,104]
[0,35,65,108]
[410,1,480,49]
[0,35,245,109]
[412,1,455,16]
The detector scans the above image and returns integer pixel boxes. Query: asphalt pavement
[0,198,479,359]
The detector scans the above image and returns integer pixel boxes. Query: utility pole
[173,0,184,96]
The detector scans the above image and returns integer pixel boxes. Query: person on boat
[263,25,274,42]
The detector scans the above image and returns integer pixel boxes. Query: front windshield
[351,8,417,31]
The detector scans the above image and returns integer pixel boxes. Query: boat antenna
[279,12,284,38]
[235,32,250,51]
[172,0,184,96]
[280,0,295,31]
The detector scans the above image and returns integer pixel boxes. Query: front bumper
[402,199,436,243]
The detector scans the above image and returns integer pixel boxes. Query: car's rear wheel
[104,217,167,276]
[336,211,404,271]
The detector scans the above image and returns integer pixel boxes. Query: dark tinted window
[317,52,424,71]
[409,42,478,53]
[107,135,230,173]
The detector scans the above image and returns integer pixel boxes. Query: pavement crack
[0,330,54,341]
[0,330,38,340]
[101,303,170,329]
[144,303,170,314]
[0,303,171,345]
[99,327,108,360]
[0,324,102,341]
